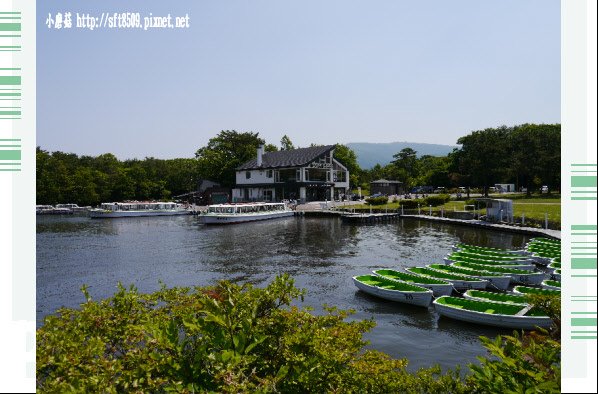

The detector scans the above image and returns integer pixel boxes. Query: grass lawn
[511,200,561,224]
[346,197,561,226]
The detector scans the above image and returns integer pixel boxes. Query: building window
[266,170,273,178]
[296,169,301,181]
[246,171,251,179]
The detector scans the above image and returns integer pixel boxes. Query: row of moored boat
[352,237,561,330]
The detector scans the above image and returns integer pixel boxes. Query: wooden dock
[340,212,401,224]
[401,214,561,240]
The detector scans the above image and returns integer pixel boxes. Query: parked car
[434,187,446,194]
[541,186,549,193]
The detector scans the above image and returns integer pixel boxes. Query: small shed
[480,198,513,222]
[370,179,404,196]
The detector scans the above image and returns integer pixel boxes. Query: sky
[37,0,560,159]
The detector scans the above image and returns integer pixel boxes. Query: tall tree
[280,135,295,151]
[332,144,361,188]
[195,130,266,188]
[390,148,419,189]
[455,126,511,196]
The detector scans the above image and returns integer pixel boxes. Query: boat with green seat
[433,296,552,329]
[513,285,560,296]
[352,275,433,307]
[551,269,561,281]
[427,264,511,290]
[404,267,487,290]
[445,255,535,271]
[448,251,533,264]
[462,290,528,305]
[372,269,453,296]
[443,253,536,270]
[529,237,561,245]
[449,261,545,285]
[546,260,561,274]
[542,279,561,290]
[452,243,529,256]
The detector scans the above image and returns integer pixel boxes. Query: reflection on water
[37,215,530,371]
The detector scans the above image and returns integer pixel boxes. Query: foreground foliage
[469,294,561,394]
[37,275,468,393]
[37,275,560,393]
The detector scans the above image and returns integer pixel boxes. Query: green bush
[37,275,471,393]
[399,199,425,209]
[469,293,561,393]
[469,330,560,393]
[365,196,389,205]
[423,194,451,207]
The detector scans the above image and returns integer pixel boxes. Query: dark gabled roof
[237,145,336,170]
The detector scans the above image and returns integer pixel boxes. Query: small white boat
[89,202,191,218]
[513,285,560,296]
[451,243,530,256]
[373,269,453,297]
[462,290,528,305]
[427,264,511,291]
[442,256,536,271]
[433,296,552,330]
[36,205,74,215]
[198,202,294,224]
[551,269,561,281]
[353,275,433,307]
[405,267,488,291]
[56,203,91,212]
[542,280,561,291]
[450,261,546,285]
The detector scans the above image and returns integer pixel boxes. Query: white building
[232,145,350,203]
[482,198,514,222]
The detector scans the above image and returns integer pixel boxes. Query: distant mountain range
[346,142,457,169]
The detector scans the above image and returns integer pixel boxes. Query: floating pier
[401,214,561,240]
[340,212,401,224]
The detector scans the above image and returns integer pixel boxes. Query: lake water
[37,215,531,371]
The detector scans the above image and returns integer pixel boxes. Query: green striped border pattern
[0,11,21,42]
[571,306,598,340]
[571,164,598,200]
[0,70,21,118]
[0,138,21,171]
[570,225,597,278]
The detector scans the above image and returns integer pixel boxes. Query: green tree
[390,147,419,189]
[195,130,266,188]
[280,134,295,150]
[455,127,511,196]
[333,144,362,188]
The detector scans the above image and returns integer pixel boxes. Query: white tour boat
[198,202,294,224]
[89,202,191,218]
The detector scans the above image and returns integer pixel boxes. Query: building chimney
[256,144,264,167]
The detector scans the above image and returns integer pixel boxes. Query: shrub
[399,199,425,209]
[469,330,561,393]
[365,196,389,205]
[468,293,561,393]
[37,275,471,393]
[423,194,451,207]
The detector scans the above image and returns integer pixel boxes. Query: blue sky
[37,0,560,159]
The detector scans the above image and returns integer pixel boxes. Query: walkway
[401,215,561,239]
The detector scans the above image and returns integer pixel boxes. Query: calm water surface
[37,215,531,370]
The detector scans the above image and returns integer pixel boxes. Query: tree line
[37,123,560,205]
[357,123,560,196]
